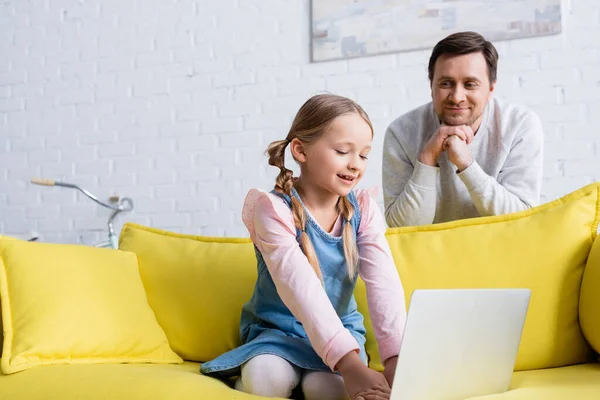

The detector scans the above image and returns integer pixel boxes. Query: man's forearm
[458,161,536,216]
[384,162,439,227]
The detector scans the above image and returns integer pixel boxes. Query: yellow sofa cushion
[580,235,600,354]
[0,284,2,358]
[0,235,17,358]
[0,362,275,400]
[0,360,598,400]
[467,363,600,399]
[118,223,257,362]
[359,183,600,372]
[0,239,182,374]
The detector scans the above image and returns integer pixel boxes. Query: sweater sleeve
[242,189,360,371]
[356,190,407,364]
[382,123,439,228]
[457,112,544,216]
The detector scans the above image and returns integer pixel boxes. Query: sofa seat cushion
[0,361,598,399]
[467,362,600,399]
[0,362,273,400]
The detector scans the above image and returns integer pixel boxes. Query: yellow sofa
[1,182,600,399]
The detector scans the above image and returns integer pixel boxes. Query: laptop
[390,288,531,400]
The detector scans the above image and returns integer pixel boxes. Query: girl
[201,94,406,400]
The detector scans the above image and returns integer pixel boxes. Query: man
[383,31,544,227]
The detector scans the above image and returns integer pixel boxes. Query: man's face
[431,52,495,128]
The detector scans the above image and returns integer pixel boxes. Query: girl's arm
[243,189,360,371]
[356,189,407,366]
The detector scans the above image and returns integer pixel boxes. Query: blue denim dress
[200,188,367,378]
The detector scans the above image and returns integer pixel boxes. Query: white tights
[235,354,350,400]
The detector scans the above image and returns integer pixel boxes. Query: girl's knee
[238,355,301,398]
[302,371,349,400]
[240,369,299,397]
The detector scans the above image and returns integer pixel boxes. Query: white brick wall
[1,0,599,242]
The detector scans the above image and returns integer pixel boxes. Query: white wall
[1,0,599,242]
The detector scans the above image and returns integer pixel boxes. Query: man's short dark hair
[428,31,499,85]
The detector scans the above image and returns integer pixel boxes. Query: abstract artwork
[311,0,562,62]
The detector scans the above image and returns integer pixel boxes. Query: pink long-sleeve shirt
[242,188,407,371]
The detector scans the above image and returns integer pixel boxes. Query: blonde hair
[266,94,373,282]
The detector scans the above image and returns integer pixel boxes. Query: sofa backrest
[357,182,600,372]
[3,183,599,372]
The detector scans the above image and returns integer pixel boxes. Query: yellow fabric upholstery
[2,184,599,398]
[0,362,275,400]
[360,183,600,372]
[0,235,16,358]
[0,293,2,358]
[467,363,600,399]
[354,278,382,370]
[0,239,181,374]
[0,361,598,400]
[580,236,600,353]
[118,223,258,362]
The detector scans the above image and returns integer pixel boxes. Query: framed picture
[311,0,562,62]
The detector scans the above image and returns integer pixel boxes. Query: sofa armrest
[581,235,600,354]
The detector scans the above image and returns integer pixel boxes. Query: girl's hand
[383,356,398,386]
[337,351,391,400]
